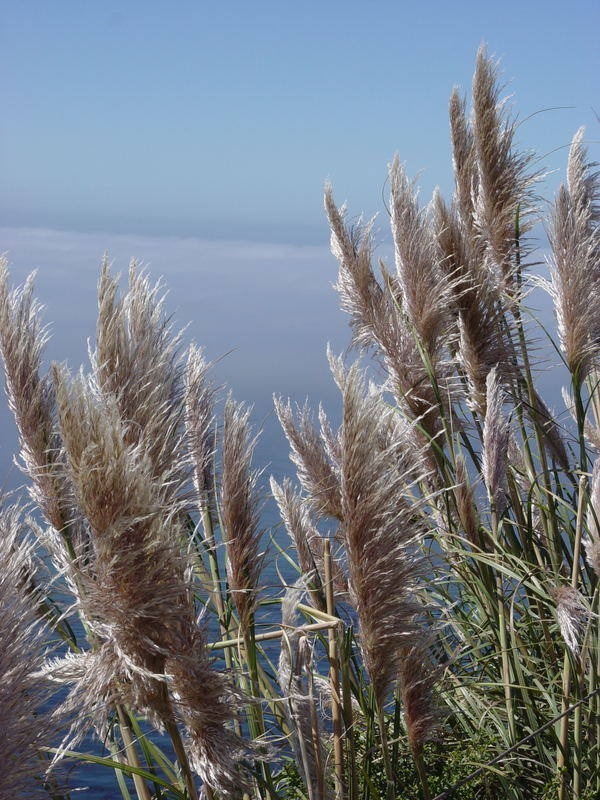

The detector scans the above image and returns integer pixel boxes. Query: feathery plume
[270,477,347,607]
[278,583,332,800]
[432,190,509,418]
[449,87,478,235]
[471,45,539,288]
[586,458,600,578]
[166,626,252,799]
[530,390,570,472]
[270,477,325,604]
[185,344,217,507]
[567,126,600,228]
[0,505,57,799]
[325,186,442,434]
[454,454,481,547]
[482,366,510,516]
[53,364,184,721]
[0,260,66,531]
[398,642,441,758]
[318,404,342,468]
[551,585,592,659]
[275,395,342,520]
[221,395,264,630]
[93,258,186,485]
[324,185,381,355]
[328,352,427,708]
[53,364,250,796]
[545,128,600,379]
[389,156,451,359]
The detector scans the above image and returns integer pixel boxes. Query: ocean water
[0,225,350,798]
[1,225,566,797]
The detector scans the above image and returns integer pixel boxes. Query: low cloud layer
[0,225,359,491]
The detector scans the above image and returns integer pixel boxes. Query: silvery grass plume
[270,477,348,609]
[51,366,250,797]
[0,504,58,799]
[398,641,441,759]
[448,86,478,238]
[482,367,511,517]
[318,404,342,469]
[551,585,594,659]
[389,156,452,365]
[531,390,570,472]
[432,191,508,418]
[585,458,600,577]
[0,259,68,533]
[471,45,540,289]
[562,385,600,454]
[93,258,186,489]
[165,623,252,799]
[274,396,342,520]
[444,52,540,411]
[328,351,429,709]
[325,186,441,436]
[52,364,187,727]
[221,395,264,631]
[544,128,600,380]
[270,477,325,607]
[277,582,332,800]
[185,344,217,508]
[453,454,481,548]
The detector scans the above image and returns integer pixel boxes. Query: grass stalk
[491,507,517,745]
[376,704,394,800]
[116,706,153,800]
[209,620,338,649]
[413,749,431,800]
[341,629,359,800]
[557,474,587,799]
[324,539,345,799]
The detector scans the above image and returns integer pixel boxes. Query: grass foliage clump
[1,46,600,800]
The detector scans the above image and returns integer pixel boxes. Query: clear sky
[0,0,598,496]
[2,0,599,244]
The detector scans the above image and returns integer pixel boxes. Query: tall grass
[1,46,599,799]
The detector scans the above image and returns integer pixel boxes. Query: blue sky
[2,0,599,243]
[0,1,598,490]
